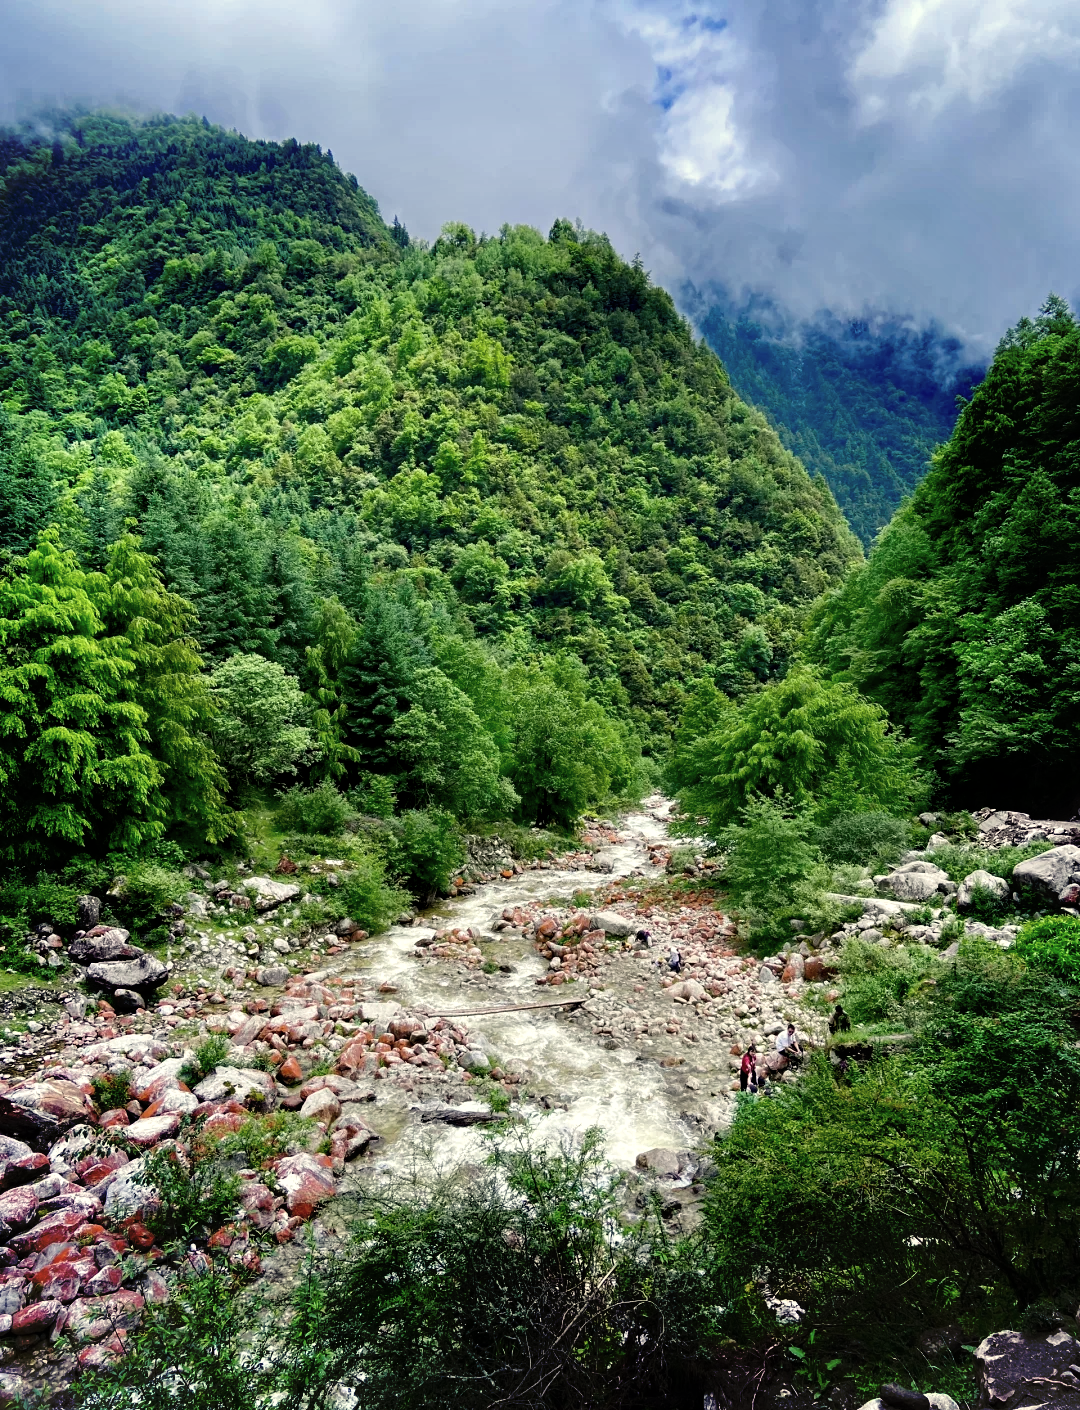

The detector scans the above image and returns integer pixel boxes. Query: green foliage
[388,808,465,903]
[276,781,355,836]
[91,1067,133,1112]
[1015,915,1080,985]
[331,853,410,933]
[179,1034,232,1087]
[676,667,925,837]
[209,654,317,789]
[137,1138,242,1245]
[718,795,826,927]
[807,296,1080,814]
[108,862,188,936]
[816,811,911,869]
[837,938,942,1027]
[920,840,1051,884]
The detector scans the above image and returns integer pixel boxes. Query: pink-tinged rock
[10,1209,85,1256]
[123,1113,181,1148]
[272,1153,337,1219]
[79,1153,129,1188]
[30,1261,81,1303]
[299,1088,341,1127]
[83,1265,123,1298]
[77,1330,128,1366]
[141,1270,170,1305]
[0,1154,50,1192]
[0,1081,94,1148]
[11,1299,62,1334]
[0,1187,38,1239]
[330,1122,378,1162]
[65,1291,143,1343]
[230,1014,268,1047]
[238,1181,275,1231]
[98,1109,129,1129]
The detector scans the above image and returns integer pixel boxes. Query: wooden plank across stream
[420,997,588,1019]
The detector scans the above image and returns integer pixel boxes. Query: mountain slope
[0,111,859,841]
[689,289,985,546]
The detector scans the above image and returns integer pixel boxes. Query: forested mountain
[806,295,1080,817]
[0,109,858,858]
[690,290,985,546]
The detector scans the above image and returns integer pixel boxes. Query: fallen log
[420,1108,510,1126]
[421,998,588,1019]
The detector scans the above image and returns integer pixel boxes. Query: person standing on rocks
[668,947,682,975]
[828,1003,851,1035]
[740,1044,757,1093]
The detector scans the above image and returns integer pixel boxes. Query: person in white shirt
[776,1023,804,1066]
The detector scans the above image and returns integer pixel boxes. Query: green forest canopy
[0,109,859,858]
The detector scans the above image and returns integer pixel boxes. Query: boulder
[0,1080,95,1150]
[635,1148,680,1177]
[86,952,168,994]
[0,1187,38,1240]
[68,928,136,965]
[359,1001,401,1029]
[76,896,102,931]
[857,1398,958,1410]
[110,989,146,1014]
[975,1328,1080,1409]
[878,864,951,902]
[124,1114,182,1148]
[104,1159,159,1221]
[668,979,707,1002]
[957,870,1010,911]
[192,1066,277,1110]
[1012,845,1080,908]
[243,877,301,912]
[272,1153,337,1218]
[255,965,289,988]
[588,911,634,937]
[299,1089,341,1127]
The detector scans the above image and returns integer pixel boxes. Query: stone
[635,1148,680,1177]
[243,877,301,911]
[0,1188,38,1240]
[11,1299,62,1335]
[668,979,707,1002]
[1012,845,1080,908]
[193,1066,277,1110]
[0,1152,49,1191]
[299,1088,342,1127]
[86,952,168,994]
[68,928,137,964]
[103,1159,158,1220]
[255,965,290,988]
[277,1056,303,1085]
[878,864,950,902]
[359,1001,401,1029]
[782,952,805,983]
[588,911,634,937]
[858,1399,957,1410]
[957,870,1010,910]
[9,1209,84,1255]
[76,896,102,930]
[111,989,146,1014]
[758,966,776,984]
[230,1014,268,1048]
[272,1153,337,1218]
[975,1329,1080,1409]
[879,1386,930,1410]
[124,1113,182,1148]
[803,956,826,982]
[0,1080,95,1149]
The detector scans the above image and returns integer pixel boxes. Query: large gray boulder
[1011,845,1080,908]
[69,927,137,964]
[86,951,168,993]
[975,1329,1080,1409]
[588,911,634,937]
[193,1066,277,1109]
[957,870,1010,910]
[243,877,301,911]
[878,863,951,902]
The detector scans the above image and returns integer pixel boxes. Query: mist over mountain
[689,288,987,545]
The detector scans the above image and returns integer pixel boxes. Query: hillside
[690,289,985,546]
[806,295,1080,817]
[0,109,859,859]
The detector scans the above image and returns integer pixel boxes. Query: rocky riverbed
[0,796,834,1403]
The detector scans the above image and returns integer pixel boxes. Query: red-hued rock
[0,1187,38,1240]
[121,1221,154,1251]
[0,1154,49,1192]
[238,1181,275,1231]
[65,1290,143,1346]
[123,1113,181,1148]
[202,1111,244,1135]
[79,1152,130,1188]
[30,1261,81,1303]
[802,956,825,983]
[10,1209,85,1255]
[11,1299,62,1334]
[0,1081,95,1149]
[83,1264,123,1297]
[272,1153,337,1219]
[98,1109,129,1129]
[78,1331,127,1367]
[277,1056,303,1085]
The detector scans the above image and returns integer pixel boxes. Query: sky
[4,0,1080,354]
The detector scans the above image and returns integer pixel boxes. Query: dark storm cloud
[2,0,1080,348]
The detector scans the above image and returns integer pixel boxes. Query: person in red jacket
[740,1043,757,1093]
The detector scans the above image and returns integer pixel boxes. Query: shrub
[1015,915,1080,985]
[838,938,942,1027]
[719,796,827,931]
[179,1034,232,1087]
[91,1067,133,1112]
[277,781,355,836]
[108,862,188,936]
[817,812,910,869]
[390,808,466,903]
[926,840,1052,885]
[136,1138,241,1245]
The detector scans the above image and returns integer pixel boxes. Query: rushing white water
[351,796,713,1172]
